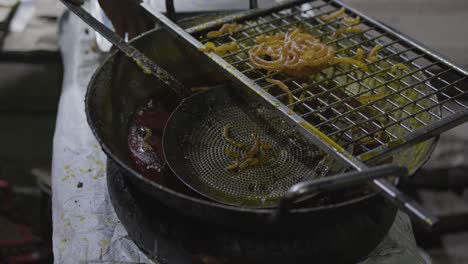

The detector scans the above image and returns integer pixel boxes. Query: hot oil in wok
[128,99,168,177]
[127,77,224,194]
[128,99,176,184]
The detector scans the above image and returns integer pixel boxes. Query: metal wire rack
[188,0,468,164]
[139,0,468,226]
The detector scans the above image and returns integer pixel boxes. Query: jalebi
[320,7,345,21]
[199,41,239,56]
[343,15,360,26]
[206,23,243,38]
[332,27,363,38]
[368,44,382,62]
[390,63,410,73]
[249,29,335,76]
[333,57,369,72]
[256,32,285,44]
[266,78,294,108]
[355,48,365,60]
[357,93,387,104]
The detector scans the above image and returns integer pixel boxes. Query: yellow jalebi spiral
[248,29,335,76]
[249,40,287,71]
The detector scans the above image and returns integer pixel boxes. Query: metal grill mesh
[164,88,335,207]
[193,0,467,160]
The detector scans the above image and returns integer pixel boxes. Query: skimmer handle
[276,164,409,219]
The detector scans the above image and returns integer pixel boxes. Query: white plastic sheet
[52,7,153,264]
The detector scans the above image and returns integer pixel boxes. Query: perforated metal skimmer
[164,86,337,207]
[140,0,468,225]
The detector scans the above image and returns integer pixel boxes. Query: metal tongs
[59,0,438,227]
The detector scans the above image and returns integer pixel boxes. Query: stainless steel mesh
[191,0,467,161]
[164,87,335,207]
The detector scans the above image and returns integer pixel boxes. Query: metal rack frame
[183,0,468,166]
[138,0,468,225]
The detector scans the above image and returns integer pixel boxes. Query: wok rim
[84,22,439,216]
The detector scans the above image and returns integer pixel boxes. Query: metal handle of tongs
[59,0,188,98]
[275,164,408,218]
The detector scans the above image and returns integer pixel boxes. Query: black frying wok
[84,14,436,261]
